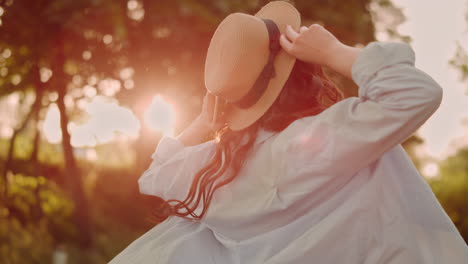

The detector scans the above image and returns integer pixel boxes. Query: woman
[111,1,468,263]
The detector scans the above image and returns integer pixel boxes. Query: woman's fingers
[212,95,219,123]
[279,34,294,54]
[282,22,342,66]
[284,25,299,42]
[280,25,300,54]
[281,25,307,55]
[207,93,217,114]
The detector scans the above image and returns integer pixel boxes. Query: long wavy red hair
[152,60,343,222]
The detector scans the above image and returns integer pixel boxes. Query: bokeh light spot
[1,67,8,77]
[87,75,98,86]
[422,162,440,179]
[48,92,58,102]
[83,85,97,98]
[103,34,113,45]
[82,50,92,60]
[98,78,121,97]
[119,67,134,80]
[40,67,53,82]
[127,0,138,10]
[2,48,11,58]
[11,74,21,85]
[123,79,134,90]
[127,0,144,21]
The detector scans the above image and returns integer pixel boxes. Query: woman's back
[111,42,468,263]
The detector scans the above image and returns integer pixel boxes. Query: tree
[0,0,114,250]
[428,147,468,243]
[450,43,468,84]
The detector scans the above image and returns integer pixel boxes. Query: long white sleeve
[138,137,216,200]
[274,42,443,195]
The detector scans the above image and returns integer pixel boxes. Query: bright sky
[42,96,141,147]
[386,0,468,160]
[40,95,174,147]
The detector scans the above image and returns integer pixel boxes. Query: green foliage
[428,148,468,243]
[449,42,468,82]
[0,173,75,264]
[0,217,53,264]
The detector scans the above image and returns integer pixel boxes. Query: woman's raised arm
[274,39,443,195]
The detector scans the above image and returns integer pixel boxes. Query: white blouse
[110,42,468,263]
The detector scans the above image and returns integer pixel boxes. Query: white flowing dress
[110,42,468,263]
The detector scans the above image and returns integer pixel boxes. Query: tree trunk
[2,84,41,198]
[54,35,93,248]
[31,64,44,221]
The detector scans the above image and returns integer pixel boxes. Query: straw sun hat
[204,1,301,131]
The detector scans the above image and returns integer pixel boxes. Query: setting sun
[144,95,176,137]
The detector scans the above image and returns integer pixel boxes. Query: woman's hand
[196,92,225,133]
[177,92,225,146]
[280,24,361,79]
[280,24,341,66]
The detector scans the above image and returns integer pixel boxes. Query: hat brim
[220,1,301,131]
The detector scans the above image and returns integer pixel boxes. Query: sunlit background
[388,0,468,178]
[0,0,467,263]
[0,76,174,145]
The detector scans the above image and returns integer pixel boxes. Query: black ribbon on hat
[233,18,281,109]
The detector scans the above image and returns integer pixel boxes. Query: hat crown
[203,1,301,131]
[205,13,270,102]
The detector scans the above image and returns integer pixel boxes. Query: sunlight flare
[144,95,176,137]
